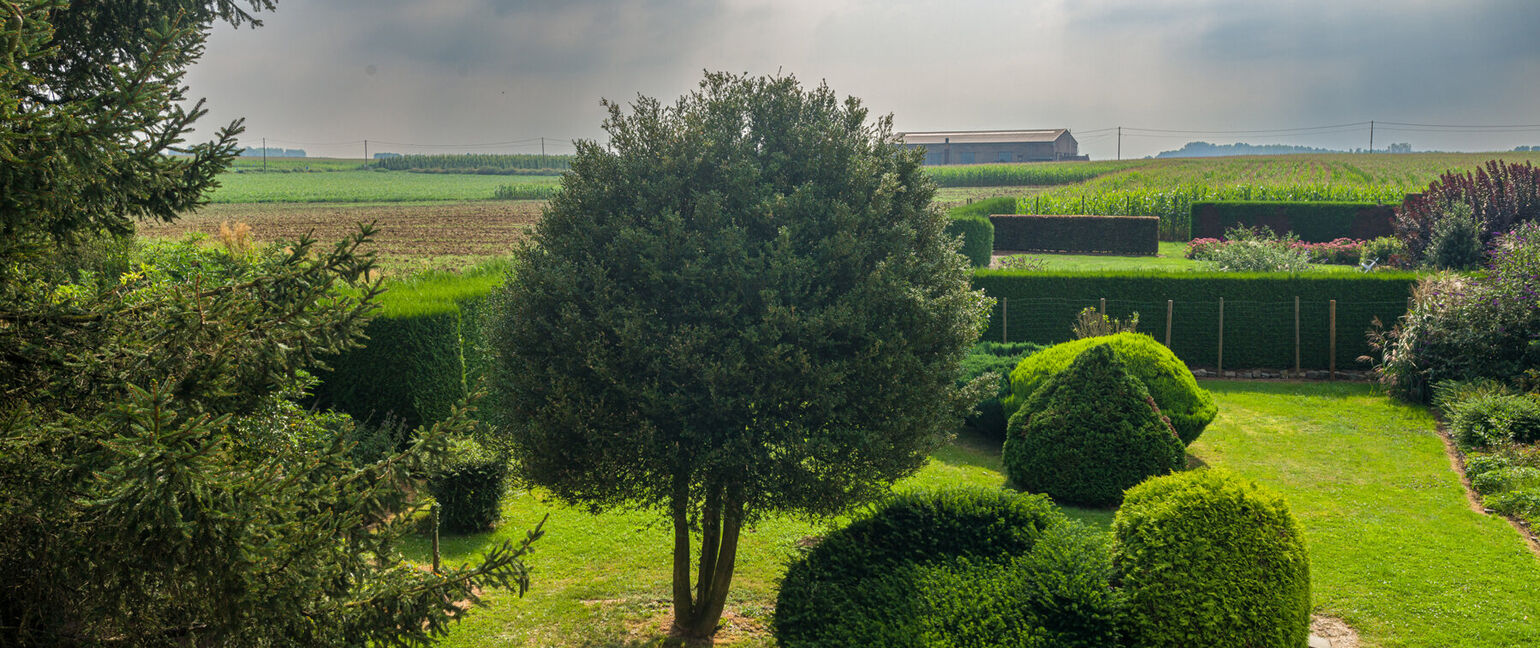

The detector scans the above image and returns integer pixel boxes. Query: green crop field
[225,156,370,172]
[1012,152,1540,239]
[206,170,560,203]
[924,160,1143,187]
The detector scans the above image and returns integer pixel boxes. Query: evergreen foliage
[1002,345,1185,506]
[957,342,1043,440]
[485,71,991,640]
[0,4,539,644]
[1114,469,1311,648]
[430,439,511,533]
[1004,333,1216,445]
[773,489,1121,648]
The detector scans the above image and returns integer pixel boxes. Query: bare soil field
[141,201,545,274]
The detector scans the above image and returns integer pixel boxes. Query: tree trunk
[670,487,745,644]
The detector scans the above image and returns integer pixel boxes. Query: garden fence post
[1099,297,1106,316]
[1329,299,1337,380]
[1165,300,1173,348]
[1217,297,1225,375]
[1001,298,1008,343]
[432,502,441,574]
[1294,296,1301,377]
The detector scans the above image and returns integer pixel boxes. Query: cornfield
[376,153,574,174]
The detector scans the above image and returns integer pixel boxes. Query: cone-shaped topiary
[1113,468,1311,648]
[1003,344,1185,507]
[1003,332,1216,445]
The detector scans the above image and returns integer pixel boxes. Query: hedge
[313,262,509,428]
[429,440,509,533]
[990,214,1159,255]
[1190,201,1395,242]
[945,217,994,267]
[973,270,1420,371]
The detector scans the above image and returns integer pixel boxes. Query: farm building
[901,129,1085,164]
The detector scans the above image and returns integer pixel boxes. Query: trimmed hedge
[429,441,509,533]
[945,216,994,267]
[1003,345,1185,506]
[1114,468,1311,648]
[314,310,464,429]
[773,489,1120,648]
[1003,333,1215,445]
[974,270,1419,370]
[958,341,1044,440]
[1191,201,1395,242]
[991,214,1159,255]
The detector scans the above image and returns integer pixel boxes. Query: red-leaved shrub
[1397,160,1540,266]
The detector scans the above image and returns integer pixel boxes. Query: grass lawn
[408,381,1540,647]
[995,241,1359,274]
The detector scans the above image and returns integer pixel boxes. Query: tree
[0,3,539,645]
[486,72,991,641]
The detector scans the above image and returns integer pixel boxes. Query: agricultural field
[225,156,369,172]
[924,160,1143,187]
[403,382,1540,648]
[206,169,559,203]
[139,201,542,275]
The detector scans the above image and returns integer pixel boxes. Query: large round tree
[487,72,990,641]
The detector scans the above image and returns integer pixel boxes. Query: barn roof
[900,129,1070,145]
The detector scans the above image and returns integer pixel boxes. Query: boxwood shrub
[773,489,1121,648]
[1004,333,1215,445]
[428,439,509,534]
[1003,345,1185,506]
[1114,468,1311,648]
[958,341,1043,440]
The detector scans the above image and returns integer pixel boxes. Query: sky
[184,0,1540,160]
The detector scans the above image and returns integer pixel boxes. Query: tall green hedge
[1190,201,1395,242]
[973,270,1419,370]
[945,199,1009,268]
[313,262,509,428]
[990,215,1159,255]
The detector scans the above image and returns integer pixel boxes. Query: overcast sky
[184,0,1540,160]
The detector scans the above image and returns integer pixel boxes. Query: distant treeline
[1156,141,1414,158]
[374,153,573,175]
[241,147,306,158]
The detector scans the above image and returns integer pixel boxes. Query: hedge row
[990,214,1159,255]
[1190,201,1395,242]
[946,198,1008,267]
[312,264,507,428]
[973,271,1420,370]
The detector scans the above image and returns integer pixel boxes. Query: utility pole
[1117,126,1122,161]
[364,139,369,163]
[1368,121,1374,153]
[540,136,546,169]
[262,137,266,172]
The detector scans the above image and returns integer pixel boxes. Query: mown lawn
[406,381,1540,647]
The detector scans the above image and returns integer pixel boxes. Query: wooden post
[1164,299,1173,347]
[1001,297,1008,344]
[1294,296,1301,377]
[432,502,441,574]
[1329,299,1337,380]
[1217,297,1225,375]
[1099,297,1106,316]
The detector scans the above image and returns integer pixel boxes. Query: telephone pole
[364,139,369,163]
[1117,126,1122,161]
[262,137,266,172]
[1368,121,1374,153]
[540,136,546,169]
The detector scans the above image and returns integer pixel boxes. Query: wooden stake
[432,503,441,574]
[1329,299,1337,380]
[1164,299,1173,347]
[1099,297,1106,315]
[1217,297,1225,375]
[1294,296,1301,376]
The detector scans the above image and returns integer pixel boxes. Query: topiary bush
[1002,345,1184,507]
[1113,468,1310,648]
[1004,332,1216,445]
[773,489,1121,648]
[428,439,509,534]
[946,215,995,268]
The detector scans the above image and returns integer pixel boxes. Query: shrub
[1360,236,1406,268]
[958,342,1044,440]
[1426,202,1484,271]
[1370,223,1540,400]
[1297,237,1364,265]
[1114,468,1311,648]
[1072,306,1139,339]
[1472,466,1540,496]
[1190,201,1395,242]
[1484,489,1540,525]
[1003,345,1185,506]
[1448,394,1540,449]
[945,215,995,267]
[1396,159,1540,266]
[990,214,1159,255]
[1431,378,1515,417]
[773,489,1120,648]
[1004,333,1216,445]
[429,439,510,534]
[1193,226,1313,273]
[1184,237,1222,259]
[997,254,1047,270]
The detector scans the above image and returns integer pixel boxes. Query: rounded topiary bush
[1003,344,1185,507]
[1003,332,1216,445]
[428,440,509,534]
[773,489,1121,648]
[1113,468,1311,648]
